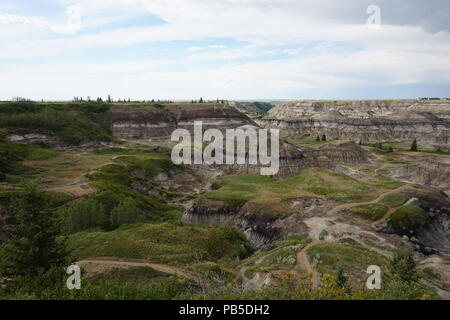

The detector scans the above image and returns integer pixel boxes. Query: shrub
[61,198,107,233]
[110,198,144,229]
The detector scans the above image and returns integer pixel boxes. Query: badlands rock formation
[257,100,450,150]
[112,104,253,140]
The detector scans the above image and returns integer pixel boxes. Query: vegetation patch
[0,140,58,180]
[388,205,428,231]
[0,101,113,144]
[307,243,388,287]
[382,193,410,208]
[85,158,184,225]
[67,223,250,265]
[204,169,395,212]
[347,203,389,221]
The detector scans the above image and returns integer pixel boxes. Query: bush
[110,199,144,229]
[61,198,107,233]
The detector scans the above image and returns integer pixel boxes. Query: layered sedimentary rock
[112,104,252,140]
[389,155,450,196]
[301,141,373,169]
[183,199,310,248]
[257,100,450,150]
[112,104,312,177]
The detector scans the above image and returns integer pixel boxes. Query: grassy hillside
[67,222,251,265]
[0,101,113,143]
[203,169,403,216]
[307,243,389,287]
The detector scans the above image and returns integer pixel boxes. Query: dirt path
[77,257,198,281]
[328,184,411,216]
[45,161,114,197]
[296,242,320,288]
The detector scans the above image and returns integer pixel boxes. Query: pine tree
[411,139,418,152]
[389,249,419,283]
[316,136,321,142]
[336,265,352,294]
[0,186,67,278]
[322,134,327,142]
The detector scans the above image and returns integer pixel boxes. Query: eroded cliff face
[301,141,373,169]
[402,187,450,257]
[257,100,450,150]
[389,155,450,196]
[111,104,252,140]
[183,199,311,249]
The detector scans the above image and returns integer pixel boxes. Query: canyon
[256,100,450,150]
[1,100,449,299]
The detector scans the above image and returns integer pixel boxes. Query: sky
[0,0,450,101]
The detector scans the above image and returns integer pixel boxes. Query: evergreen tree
[335,265,352,294]
[316,136,321,142]
[321,134,327,142]
[389,249,419,283]
[411,139,418,152]
[199,97,204,103]
[0,186,67,278]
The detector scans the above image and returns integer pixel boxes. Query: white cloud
[1,0,450,99]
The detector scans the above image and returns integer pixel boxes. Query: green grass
[347,203,389,221]
[67,222,250,265]
[382,193,410,207]
[88,266,170,282]
[0,140,59,180]
[204,169,400,213]
[0,101,113,144]
[388,205,428,231]
[273,233,311,248]
[86,153,185,222]
[69,276,185,300]
[307,243,389,286]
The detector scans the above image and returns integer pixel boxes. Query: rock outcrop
[301,141,373,169]
[386,186,450,257]
[257,100,450,150]
[389,155,450,196]
[112,104,252,140]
